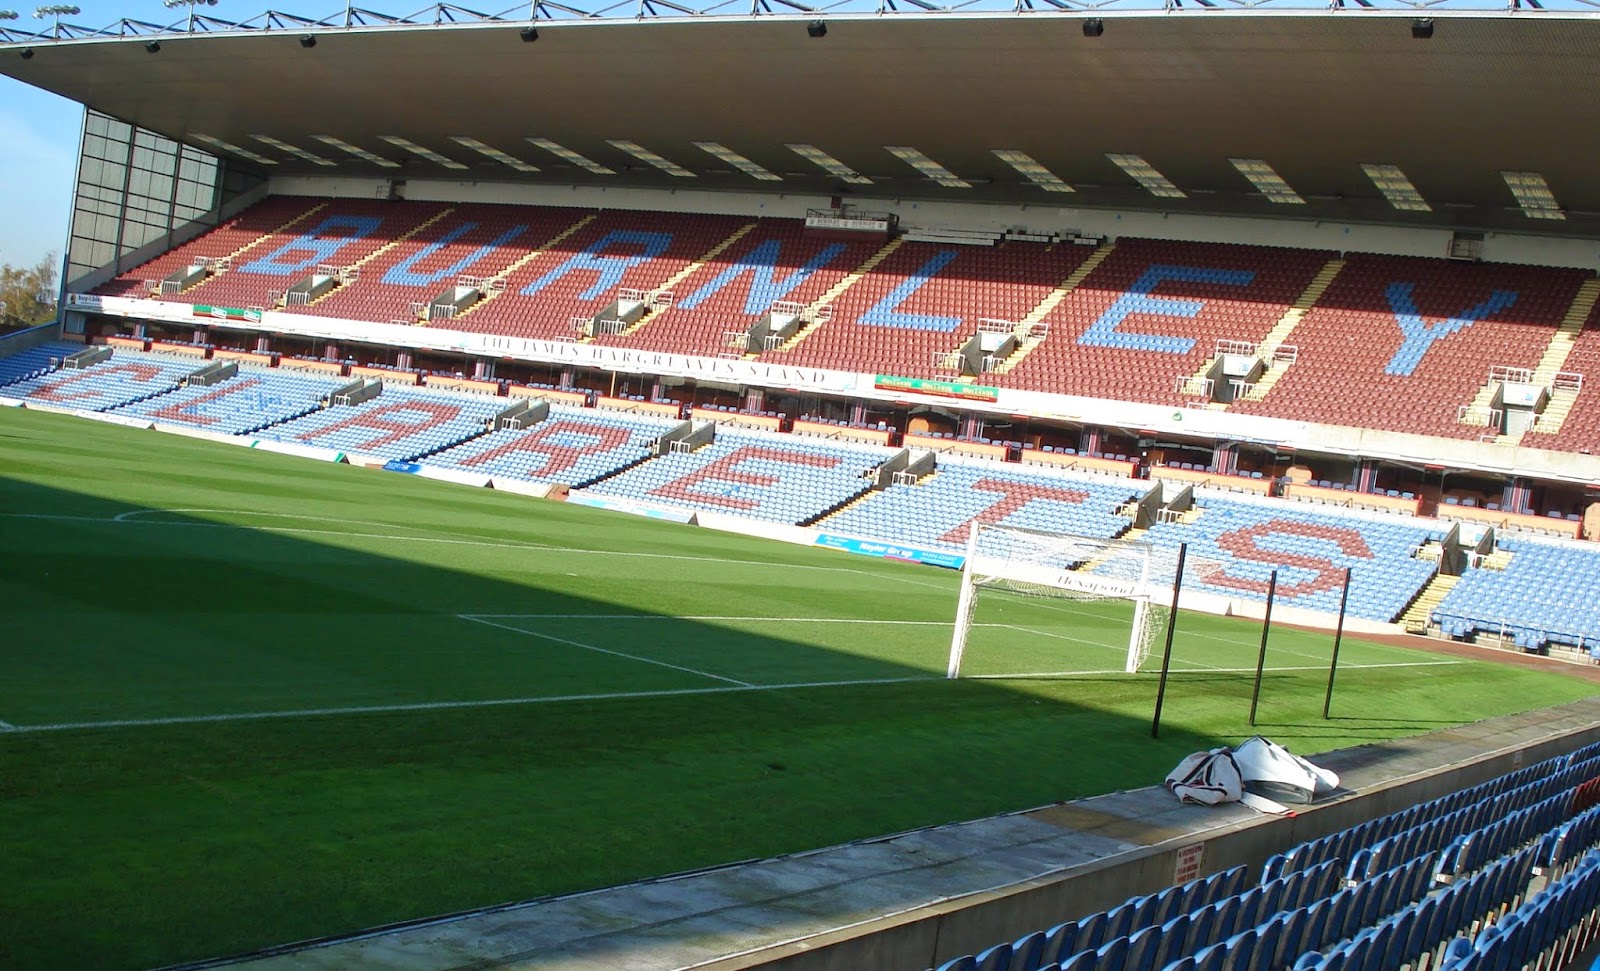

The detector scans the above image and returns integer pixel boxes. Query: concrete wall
[697,714,1600,971]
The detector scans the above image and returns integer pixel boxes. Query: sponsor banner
[383,460,423,474]
[193,305,264,324]
[88,296,859,394]
[78,412,154,430]
[417,466,493,489]
[490,478,556,499]
[152,423,250,445]
[0,396,23,408]
[65,292,104,311]
[251,439,347,463]
[566,492,696,524]
[873,374,999,403]
[814,533,966,570]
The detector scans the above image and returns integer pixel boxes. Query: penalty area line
[7,675,942,734]
[457,613,753,687]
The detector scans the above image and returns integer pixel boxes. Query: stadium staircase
[1237,257,1345,404]
[290,207,459,310]
[988,242,1116,377]
[598,222,757,341]
[143,201,332,299]
[798,480,880,527]
[1399,572,1458,634]
[1493,277,1600,444]
[770,237,905,354]
[446,213,598,324]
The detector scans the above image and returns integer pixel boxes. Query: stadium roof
[6,7,1600,235]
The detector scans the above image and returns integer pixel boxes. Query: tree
[0,254,59,335]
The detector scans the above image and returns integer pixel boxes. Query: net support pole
[946,521,984,679]
[1150,542,1188,739]
[1322,567,1353,720]
[1248,569,1278,727]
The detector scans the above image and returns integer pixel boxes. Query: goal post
[946,522,1193,678]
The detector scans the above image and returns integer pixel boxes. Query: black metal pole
[1151,543,1188,739]
[1323,567,1353,720]
[1248,569,1278,727]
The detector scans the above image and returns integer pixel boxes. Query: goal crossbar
[947,523,1183,678]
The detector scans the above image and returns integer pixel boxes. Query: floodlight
[1411,18,1433,39]
[299,33,316,47]
[520,25,537,41]
[0,10,18,19]
[144,40,160,52]
[19,46,33,57]
[806,19,825,38]
[1083,18,1103,37]
[34,5,80,16]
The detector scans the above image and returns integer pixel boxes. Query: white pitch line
[0,510,958,593]
[6,675,944,734]
[469,614,956,626]
[964,659,1464,680]
[0,720,14,732]
[457,614,752,687]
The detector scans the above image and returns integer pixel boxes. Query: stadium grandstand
[9,1,1600,968]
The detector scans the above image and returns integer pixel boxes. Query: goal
[946,523,1193,678]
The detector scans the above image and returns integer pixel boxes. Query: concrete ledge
[214,697,1600,971]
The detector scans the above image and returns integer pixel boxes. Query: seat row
[88,195,1600,452]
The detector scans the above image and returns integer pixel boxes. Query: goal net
[947,523,1196,678]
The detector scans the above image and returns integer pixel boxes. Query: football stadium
[7,3,1600,969]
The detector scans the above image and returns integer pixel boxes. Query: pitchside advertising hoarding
[872,374,1000,403]
[813,534,966,569]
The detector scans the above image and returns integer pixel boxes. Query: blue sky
[0,0,342,273]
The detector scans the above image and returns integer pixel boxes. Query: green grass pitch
[1,407,1595,969]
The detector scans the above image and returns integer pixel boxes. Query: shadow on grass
[0,418,1233,971]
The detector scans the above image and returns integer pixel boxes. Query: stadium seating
[1232,255,1589,438]
[1433,537,1600,651]
[999,239,1335,404]
[249,384,502,460]
[821,456,1148,547]
[594,220,885,356]
[92,196,326,299]
[159,199,453,311]
[110,367,347,434]
[763,239,1087,376]
[286,203,589,325]
[446,210,752,342]
[1521,298,1600,454]
[0,341,80,389]
[0,352,200,411]
[1131,496,1442,621]
[419,406,678,485]
[580,430,894,523]
[934,744,1600,971]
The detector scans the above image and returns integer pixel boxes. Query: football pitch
[1,407,1595,970]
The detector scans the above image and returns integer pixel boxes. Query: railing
[977,317,1014,335]
[1489,364,1533,384]
[932,351,962,372]
[812,304,833,323]
[285,292,311,306]
[723,330,750,349]
[763,334,785,351]
[1270,344,1298,364]
[1554,371,1585,392]
[1458,404,1503,427]
[430,303,457,320]
[593,318,627,337]
[409,301,428,319]
[650,289,674,309]
[771,300,804,318]
[617,287,646,304]
[1173,374,1212,398]
[1229,379,1255,399]
[570,315,591,334]
[1214,338,1257,357]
